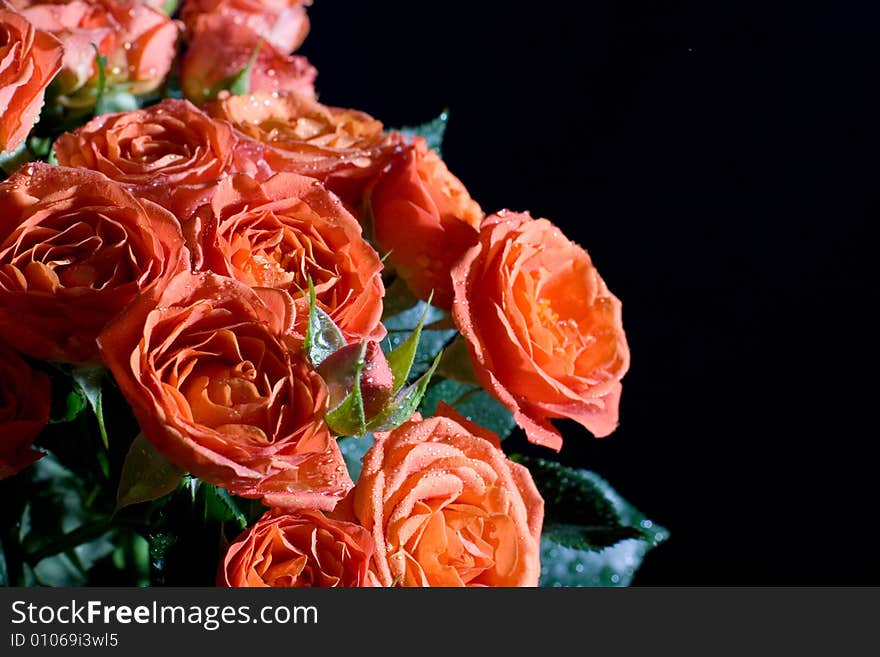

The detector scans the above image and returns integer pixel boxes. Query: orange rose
[192,172,385,342]
[353,405,544,587]
[98,270,352,510]
[0,163,188,363]
[54,98,241,220]
[180,12,315,103]
[370,137,483,309]
[0,342,50,479]
[0,0,62,152]
[451,211,630,450]
[20,0,178,107]
[219,508,375,587]
[207,90,405,211]
[181,0,311,54]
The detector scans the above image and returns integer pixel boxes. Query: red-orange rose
[98,270,352,510]
[20,0,178,107]
[354,405,544,587]
[192,172,385,342]
[0,341,50,479]
[181,12,315,103]
[207,90,404,211]
[0,0,62,152]
[451,211,630,450]
[0,163,188,363]
[219,508,375,587]
[370,137,483,309]
[181,0,311,54]
[54,98,241,220]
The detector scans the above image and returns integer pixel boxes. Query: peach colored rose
[0,163,188,363]
[20,0,178,107]
[451,211,630,450]
[207,90,405,211]
[181,0,311,54]
[180,12,315,103]
[0,0,62,152]
[0,341,50,479]
[370,137,483,309]
[98,270,352,510]
[219,508,375,587]
[192,172,385,342]
[54,98,241,220]
[353,404,544,587]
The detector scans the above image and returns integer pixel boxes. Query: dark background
[299,1,876,585]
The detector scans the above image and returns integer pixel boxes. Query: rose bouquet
[0,0,665,588]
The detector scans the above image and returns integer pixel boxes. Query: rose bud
[181,0,312,55]
[316,341,394,421]
[20,0,178,108]
[181,12,316,103]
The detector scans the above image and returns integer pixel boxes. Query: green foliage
[305,279,347,368]
[72,365,109,449]
[116,434,184,510]
[324,343,367,438]
[420,378,517,440]
[513,457,667,587]
[396,109,449,157]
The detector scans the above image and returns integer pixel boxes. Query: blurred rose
[54,98,240,220]
[219,508,375,587]
[451,211,630,450]
[208,90,404,211]
[0,0,62,152]
[181,0,311,54]
[193,172,385,342]
[370,137,483,309]
[19,0,178,107]
[98,270,352,510]
[354,405,544,586]
[0,342,50,479]
[0,163,188,363]
[181,12,315,103]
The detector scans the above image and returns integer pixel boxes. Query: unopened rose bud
[317,341,393,420]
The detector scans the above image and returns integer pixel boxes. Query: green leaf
[161,0,179,14]
[72,365,108,448]
[305,278,347,368]
[198,483,247,530]
[367,352,441,432]
[420,378,517,440]
[47,148,58,165]
[27,136,52,158]
[116,433,185,511]
[325,342,367,437]
[512,457,667,587]
[49,384,87,424]
[0,142,30,176]
[338,434,375,482]
[396,109,449,157]
[435,335,478,384]
[382,281,456,382]
[97,90,139,114]
[385,292,432,392]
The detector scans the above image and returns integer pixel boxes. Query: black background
[299,1,876,585]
